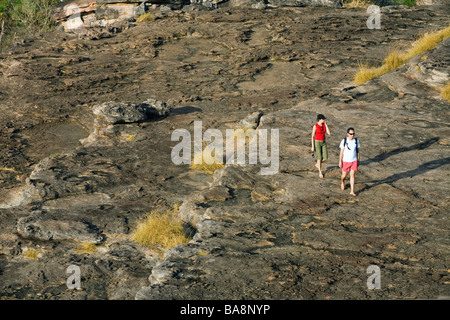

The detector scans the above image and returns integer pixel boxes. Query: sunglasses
[348,133,355,135]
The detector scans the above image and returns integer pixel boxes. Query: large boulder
[92,99,171,124]
[407,37,449,91]
[52,0,188,30]
[52,0,98,30]
[51,0,97,22]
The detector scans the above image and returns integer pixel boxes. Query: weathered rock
[266,0,342,7]
[95,2,149,20]
[190,0,226,9]
[416,0,448,5]
[92,99,171,124]
[237,111,263,129]
[52,0,149,30]
[229,0,267,9]
[0,4,449,301]
[406,37,449,91]
[17,210,105,244]
[52,0,98,22]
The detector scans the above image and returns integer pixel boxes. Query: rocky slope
[0,3,449,299]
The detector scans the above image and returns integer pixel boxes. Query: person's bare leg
[317,159,323,178]
[349,170,356,196]
[341,171,347,190]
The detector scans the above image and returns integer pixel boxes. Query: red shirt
[315,123,326,141]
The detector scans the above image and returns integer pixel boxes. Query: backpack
[344,137,359,154]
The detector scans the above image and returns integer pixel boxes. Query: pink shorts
[342,161,358,172]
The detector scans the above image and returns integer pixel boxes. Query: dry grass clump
[354,25,450,85]
[190,144,225,174]
[190,128,258,174]
[23,248,39,260]
[407,26,450,57]
[342,0,372,8]
[0,166,16,172]
[131,205,192,255]
[74,242,97,254]
[136,12,155,23]
[441,83,450,102]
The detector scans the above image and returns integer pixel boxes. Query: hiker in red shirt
[311,114,331,178]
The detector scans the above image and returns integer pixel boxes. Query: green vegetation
[354,25,450,85]
[0,0,60,50]
[393,0,415,6]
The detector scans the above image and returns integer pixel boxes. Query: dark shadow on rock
[365,0,396,6]
[358,157,450,194]
[170,106,203,116]
[183,222,197,239]
[360,137,440,166]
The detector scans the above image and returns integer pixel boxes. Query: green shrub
[10,0,59,33]
[392,0,415,5]
[0,0,60,50]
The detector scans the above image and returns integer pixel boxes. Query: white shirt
[340,138,360,162]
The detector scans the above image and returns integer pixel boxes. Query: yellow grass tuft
[0,167,16,172]
[136,12,155,23]
[172,202,181,212]
[441,83,450,102]
[23,248,39,260]
[190,128,258,174]
[354,62,384,85]
[354,25,450,85]
[74,242,97,254]
[407,26,450,58]
[131,205,192,255]
[126,134,136,142]
[190,144,225,174]
[342,0,372,8]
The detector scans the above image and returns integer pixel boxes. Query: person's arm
[311,125,316,152]
[325,122,331,136]
[339,147,344,168]
[357,141,360,164]
[339,139,344,167]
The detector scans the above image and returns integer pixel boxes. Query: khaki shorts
[314,140,328,160]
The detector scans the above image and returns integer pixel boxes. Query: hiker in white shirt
[339,128,360,196]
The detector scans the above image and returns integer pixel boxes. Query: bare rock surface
[138,39,450,299]
[0,3,449,300]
